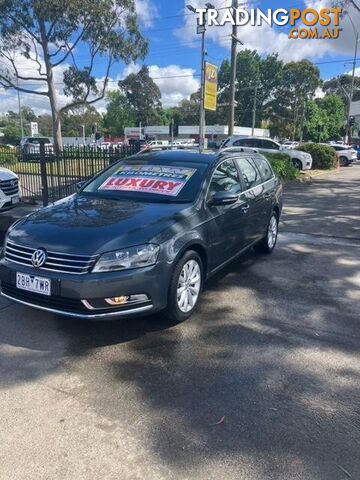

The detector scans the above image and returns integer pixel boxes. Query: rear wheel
[292,159,302,170]
[164,251,203,323]
[254,212,279,254]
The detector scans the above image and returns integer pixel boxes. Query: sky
[0,0,359,116]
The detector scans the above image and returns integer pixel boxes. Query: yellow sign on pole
[204,63,218,112]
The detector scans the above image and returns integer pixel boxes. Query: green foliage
[263,153,299,181]
[215,50,284,128]
[319,95,345,140]
[170,94,200,125]
[61,105,102,137]
[305,95,345,142]
[1,124,21,145]
[102,91,136,136]
[118,66,162,126]
[267,60,321,139]
[297,143,337,169]
[323,74,360,105]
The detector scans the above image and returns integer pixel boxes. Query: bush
[0,145,18,165]
[297,143,337,169]
[263,152,299,181]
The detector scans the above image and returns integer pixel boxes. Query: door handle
[241,204,250,213]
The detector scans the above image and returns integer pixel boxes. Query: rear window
[82,158,208,203]
[27,138,51,144]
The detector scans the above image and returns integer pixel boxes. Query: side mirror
[208,191,239,207]
[76,181,86,191]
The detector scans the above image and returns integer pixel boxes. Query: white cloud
[175,0,360,62]
[148,64,199,107]
[314,87,325,98]
[0,57,199,115]
[135,0,159,28]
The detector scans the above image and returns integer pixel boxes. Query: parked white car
[220,137,313,170]
[281,141,300,150]
[148,140,169,147]
[0,167,21,211]
[328,144,357,166]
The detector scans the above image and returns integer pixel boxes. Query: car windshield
[82,156,209,203]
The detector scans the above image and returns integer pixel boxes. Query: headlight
[92,244,160,273]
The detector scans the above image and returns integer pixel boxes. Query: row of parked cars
[220,136,360,169]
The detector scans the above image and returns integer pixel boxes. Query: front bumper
[0,259,171,320]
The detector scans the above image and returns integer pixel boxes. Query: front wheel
[254,212,279,254]
[164,251,204,323]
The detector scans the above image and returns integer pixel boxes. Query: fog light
[104,294,149,306]
[105,296,129,306]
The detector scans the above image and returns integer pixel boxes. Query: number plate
[16,273,51,296]
[11,196,19,205]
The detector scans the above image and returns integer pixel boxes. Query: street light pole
[16,77,24,138]
[347,32,359,143]
[228,0,238,137]
[81,124,86,144]
[187,3,215,152]
[199,24,206,152]
[251,85,258,136]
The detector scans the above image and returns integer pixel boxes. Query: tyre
[339,156,349,167]
[164,250,204,323]
[292,159,302,170]
[254,211,279,254]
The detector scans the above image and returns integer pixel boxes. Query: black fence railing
[0,144,140,205]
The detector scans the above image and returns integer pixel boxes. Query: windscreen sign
[99,165,197,197]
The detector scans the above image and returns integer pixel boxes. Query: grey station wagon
[0,150,283,321]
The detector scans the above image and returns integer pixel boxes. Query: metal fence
[0,144,139,206]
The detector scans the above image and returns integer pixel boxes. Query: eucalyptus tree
[0,0,147,151]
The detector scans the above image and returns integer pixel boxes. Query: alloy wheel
[177,259,201,313]
[267,215,278,249]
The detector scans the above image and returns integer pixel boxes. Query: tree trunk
[48,87,63,154]
[39,19,63,153]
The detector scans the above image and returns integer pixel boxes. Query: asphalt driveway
[1,165,359,480]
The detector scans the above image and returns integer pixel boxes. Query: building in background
[124,125,270,146]
[350,100,360,140]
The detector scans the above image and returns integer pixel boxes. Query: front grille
[5,241,98,275]
[0,179,19,196]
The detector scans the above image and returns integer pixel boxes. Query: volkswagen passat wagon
[0,150,282,322]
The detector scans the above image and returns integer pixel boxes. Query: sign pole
[199,25,206,153]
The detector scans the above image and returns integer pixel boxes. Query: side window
[240,138,259,148]
[233,139,245,146]
[208,160,242,197]
[253,156,274,182]
[236,157,263,190]
[261,140,279,150]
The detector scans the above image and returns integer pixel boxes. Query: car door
[206,158,249,269]
[252,155,276,226]
[235,156,268,244]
